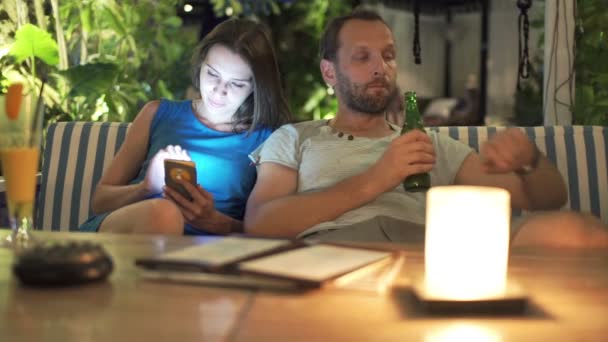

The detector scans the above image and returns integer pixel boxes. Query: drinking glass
[0,84,43,249]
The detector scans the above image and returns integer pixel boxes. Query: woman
[80,18,291,235]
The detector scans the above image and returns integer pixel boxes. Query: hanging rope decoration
[517,0,532,90]
[413,0,421,64]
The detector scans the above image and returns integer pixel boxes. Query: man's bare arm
[244,131,436,237]
[244,163,383,237]
[455,152,567,210]
[91,101,159,214]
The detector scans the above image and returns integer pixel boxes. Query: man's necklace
[326,119,395,141]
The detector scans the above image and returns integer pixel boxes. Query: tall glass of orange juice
[1,83,43,249]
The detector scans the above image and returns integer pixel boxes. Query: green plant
[571,0,608,125]
[51,0,198,122]
[6,24,58,90]
[520,0,608,126]
[1,0,198,124]
[2,0,356,124]
[266,0,358,121]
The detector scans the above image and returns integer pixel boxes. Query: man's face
[333,19,398,115]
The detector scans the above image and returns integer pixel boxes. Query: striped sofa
[430,126,607,222]
[36,122,130,231]
[32,122,608,232]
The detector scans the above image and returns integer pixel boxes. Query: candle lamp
[412,186,527,314]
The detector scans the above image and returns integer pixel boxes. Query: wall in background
[369,1,543,124]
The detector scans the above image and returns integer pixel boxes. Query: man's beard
[335,70,396,116]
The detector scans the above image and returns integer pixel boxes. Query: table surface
[1,231,607,341]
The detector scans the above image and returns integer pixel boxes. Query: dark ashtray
[13,240,113,287]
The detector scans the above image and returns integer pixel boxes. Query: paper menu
[158,237,292,267]
[238,245,392,282]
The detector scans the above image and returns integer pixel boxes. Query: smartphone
[164,159,197,201]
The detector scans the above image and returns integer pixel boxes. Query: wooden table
[1,231,607,341]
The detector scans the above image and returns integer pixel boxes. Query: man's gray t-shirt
[250,120,473,238]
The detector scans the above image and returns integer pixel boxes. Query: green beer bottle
[400,91,431,192]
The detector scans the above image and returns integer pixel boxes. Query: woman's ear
[320,59,336,87]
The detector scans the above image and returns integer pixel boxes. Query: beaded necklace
[326,119,395,140]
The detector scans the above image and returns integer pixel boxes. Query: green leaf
[102,4,128,37]
[229,0,243,15]
[104,95,121,121]
[126,36,139,64]
[9,24,59,66]
[81,6,92,33]
[211,0,226,16]
[57,63,119,98]
[269,1,281,15]
[156,80,172,99]
[163,16,182,28]
[303,87,327,113]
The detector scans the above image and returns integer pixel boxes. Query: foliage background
[1,0,606,126]
[513,0,608,126]
[0,0,357,126]
[571,0,608,125]
[1,0,198,124]
[263,0,358,121]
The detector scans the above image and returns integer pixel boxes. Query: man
[244,9,607,247]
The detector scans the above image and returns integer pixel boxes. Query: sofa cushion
[36,122,130,231]
[432,126,607,224]
[34,123,607,231]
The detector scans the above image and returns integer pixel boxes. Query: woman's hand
[143,145,191,195]
[163,181,230,234]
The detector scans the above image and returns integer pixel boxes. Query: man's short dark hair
[319,8,389,63]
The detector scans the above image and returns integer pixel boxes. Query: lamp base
[410,282,528,315]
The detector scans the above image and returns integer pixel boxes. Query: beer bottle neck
[402,94,423,132]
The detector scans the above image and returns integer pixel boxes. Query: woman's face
[199,44,253,118]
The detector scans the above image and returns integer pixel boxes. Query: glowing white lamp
[425,323,502,342]
[424,186,511,300]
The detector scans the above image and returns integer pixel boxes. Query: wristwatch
[515,145,541,175]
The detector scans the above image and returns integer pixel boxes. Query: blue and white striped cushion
[432,126,608,224]
[35,122,130,231]
[33,123,607,231]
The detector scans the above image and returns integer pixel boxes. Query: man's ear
[320,59,337,87]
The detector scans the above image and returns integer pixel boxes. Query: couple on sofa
[80,9,608,248]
